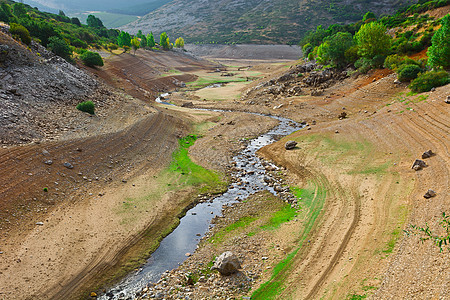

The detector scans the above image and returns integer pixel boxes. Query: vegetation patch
[169,135,226,193]
[210,216,257,244]
[76,101,95,115]
[252,181,326,299]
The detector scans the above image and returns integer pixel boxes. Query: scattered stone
[181,102,194,108]
[211,251,241,275]
[422,150,433,159]
[338,111,347,119]
[185,253,191,257]
[394,79,401,84]
[63,162,73,169]
[311,89,323,96]
[335,130,339,133]
[431,87,436,92]
[284,140,297,150]
[122,179,127,183]
[411,159,427,170]
[90,291,97,297]
[36,222,44,226]
[445,96,450,104]
[44,160,53,165]
[261,257,269,260]
[423,189,436,199]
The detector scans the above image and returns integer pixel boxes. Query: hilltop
[120,0,415,44]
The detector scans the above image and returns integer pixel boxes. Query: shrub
[384,54,419,70]
[76,101,95,114]
[9,23,31,45]
[107,43,118,51]
[80,51,103,67]
[372,55,386,68]
[397,64,423,81]
[47,36,72,61]
[354,57,373,73]
[71,39,88,49]
[409,70,450,93]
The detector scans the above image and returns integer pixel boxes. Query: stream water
[101,101,303,300]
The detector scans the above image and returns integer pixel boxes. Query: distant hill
[120,0,417,44]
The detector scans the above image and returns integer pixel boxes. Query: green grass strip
[252,181,326,299]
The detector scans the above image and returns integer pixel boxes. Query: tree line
[0,1,185,67]
[301,1,449,93]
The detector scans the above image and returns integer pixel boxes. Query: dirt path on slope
[255,77,449,299]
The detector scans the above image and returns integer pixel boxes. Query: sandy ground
[1,40,449,300]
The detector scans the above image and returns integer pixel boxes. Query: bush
[9,23,31,45]
[76,101,95,114]
[70,39,88,49]
[409,70,450,93]
[47,36,72,61]
[80,51,103,67]
[397,64,423,81]
[384,54,419,70]
[354,57,373,73]
[372,55,386,68]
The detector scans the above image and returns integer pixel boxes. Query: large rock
[411,159,427,171]
[285,140,297,150]
[421,150,433,159]
[211,251,241,275]
[423,189,436,199]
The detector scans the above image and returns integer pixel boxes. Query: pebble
[36,222,44,226]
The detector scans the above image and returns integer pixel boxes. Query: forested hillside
[120,0,417,44]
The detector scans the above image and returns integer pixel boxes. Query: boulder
[285,140,297,150]
[181,101,194,108]
[422,150,433,159]
[338,112,347,119]
[423,189,436,199]
[63,162,74,169]
[411,159,427,170]
[211,251,241,275]
[394,79,401,84]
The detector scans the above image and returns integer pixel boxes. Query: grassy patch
[169,135,226,193]
[187,76,248,89]
[252,181,326,299]
[161,69,183,77]
[210,216,257,244]
[260,204,297,231]
[346,295,367,300]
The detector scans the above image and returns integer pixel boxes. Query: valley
[0,3,449,299]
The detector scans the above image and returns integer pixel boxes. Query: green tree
[160,32,170,50]
[58,10,66,17]
[174,37,184,48]
[117,31,131,47]
[316,42,330,65]
[355,22,391,58]
[12,2,27,18]
[136,30,144,38]
[47,36,72,61]
[86,14,104,28]
[71,17,81,27]
[0,2,13,23]
[80,51,103,67]
[131,37,140,54]
[9,23,31,45]
[427,14,450,69]
[324,32,354,67]
[147,32,155,47]
[140,35,147,48]
[362,11,377,23]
